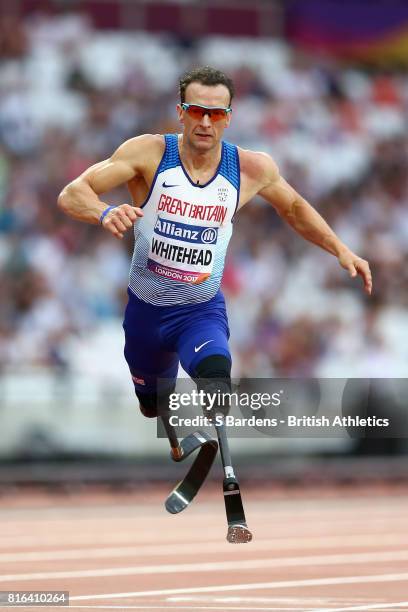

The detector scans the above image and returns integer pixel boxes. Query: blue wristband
[100,206,115,224]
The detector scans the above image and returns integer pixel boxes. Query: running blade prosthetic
[165,430,218,514]
[223,477,253,543]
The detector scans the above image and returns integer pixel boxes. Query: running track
[0,485,407,611]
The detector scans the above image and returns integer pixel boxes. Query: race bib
[147,216,218,284]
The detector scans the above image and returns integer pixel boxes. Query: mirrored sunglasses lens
[187,106,205,120]
[210,109,227,122]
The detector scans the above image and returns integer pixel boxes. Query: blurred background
[0,0,407,490]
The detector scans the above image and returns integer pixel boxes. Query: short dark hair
[179,66,235,106]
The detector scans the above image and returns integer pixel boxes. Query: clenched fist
[101,204,144,239]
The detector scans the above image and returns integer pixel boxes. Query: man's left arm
[256,154,372,295]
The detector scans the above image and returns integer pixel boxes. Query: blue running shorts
[123,288,231,395]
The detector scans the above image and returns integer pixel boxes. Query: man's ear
[176,104,184,124]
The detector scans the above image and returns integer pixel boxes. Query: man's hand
[102,204,144,239]
[338,250,372,295]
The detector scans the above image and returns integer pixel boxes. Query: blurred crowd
[0,12,407,380]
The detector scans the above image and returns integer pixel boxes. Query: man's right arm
[58,134,162,239]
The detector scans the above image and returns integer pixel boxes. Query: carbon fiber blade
[223,477,253,543]
[165,431,218,514]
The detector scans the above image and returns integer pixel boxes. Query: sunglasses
[181,103,232,122]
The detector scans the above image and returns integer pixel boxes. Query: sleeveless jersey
[128,133,240,306]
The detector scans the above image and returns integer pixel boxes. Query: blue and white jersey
[129,133,240,306]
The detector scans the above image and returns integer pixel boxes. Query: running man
[58,65,372,423]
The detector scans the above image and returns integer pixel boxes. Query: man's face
[177,82,232,152]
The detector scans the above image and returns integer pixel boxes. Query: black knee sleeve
[194,354,231,380]
[194,355,232,418]
[136,390,172,419]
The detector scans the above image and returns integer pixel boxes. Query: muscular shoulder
[77,134,165,192]
[237,147,279,191]
[235,148,280,208]
[112,133,165,171]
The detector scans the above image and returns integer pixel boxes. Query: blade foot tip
[226,524,253,544]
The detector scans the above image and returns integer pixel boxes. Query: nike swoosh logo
[194,340,214,353]
[162,181,179,188]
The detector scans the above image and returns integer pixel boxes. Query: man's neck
[179,136,222,175]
